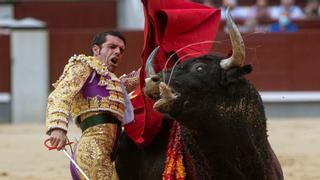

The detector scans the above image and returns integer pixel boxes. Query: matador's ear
[92,45,100,56]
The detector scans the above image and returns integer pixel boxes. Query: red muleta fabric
[124,0,221,147]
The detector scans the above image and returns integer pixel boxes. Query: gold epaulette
[69,54,109,76]
[53,54,110,88]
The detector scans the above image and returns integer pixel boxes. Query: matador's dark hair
[90,30,126,55]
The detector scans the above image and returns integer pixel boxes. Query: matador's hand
[49,129,67,150]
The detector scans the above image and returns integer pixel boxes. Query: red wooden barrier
[14,1,117,29]
[214,30,320,91]
[49,30,320,91]
[0,34,10,92]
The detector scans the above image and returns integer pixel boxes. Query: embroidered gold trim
[121,76,139,92]
[71,95,125,125]
[69,54,109,76]
[46,119,68,134]
[46,58,92,133]
[46,54,127,132]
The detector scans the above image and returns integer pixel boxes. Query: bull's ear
[221,64,252,85]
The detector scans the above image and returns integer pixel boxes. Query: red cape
[124,0,221,146]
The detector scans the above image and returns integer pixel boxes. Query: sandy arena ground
[0,118,319,180]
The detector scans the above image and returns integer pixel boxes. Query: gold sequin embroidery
[75,123,118,180]
[46,54,127,133]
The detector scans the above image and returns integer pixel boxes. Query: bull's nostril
[151,75,160,82]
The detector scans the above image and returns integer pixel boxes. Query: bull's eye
[196,66,203,72]
[191,63,206,73]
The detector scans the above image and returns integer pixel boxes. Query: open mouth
[153,82,179,113]
[144,76,179,113]
[111,57,118,65]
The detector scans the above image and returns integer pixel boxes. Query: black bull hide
[115,55,284,180]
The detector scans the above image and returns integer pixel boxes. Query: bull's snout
[144,74,179,113]
[151,74,160,82]
[153,82,178,113]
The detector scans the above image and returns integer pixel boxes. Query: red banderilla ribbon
[44,139,90,180]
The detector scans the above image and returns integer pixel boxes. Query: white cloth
[120,83,134,125]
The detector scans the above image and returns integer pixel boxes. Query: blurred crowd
[192,0,320,32]
[1,0,318,32]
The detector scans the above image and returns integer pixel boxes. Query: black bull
[115,9,283,180]
[115,55,283,180]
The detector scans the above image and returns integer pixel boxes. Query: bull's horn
[145,46,160,78]
[220,7,245,70]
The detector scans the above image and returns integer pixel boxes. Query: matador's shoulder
[52,54,108,88]
[68,54,108,76]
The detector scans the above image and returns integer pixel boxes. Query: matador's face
[93,35,125,73]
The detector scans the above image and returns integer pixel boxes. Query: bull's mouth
[144,74,179,113]
[153,82,179,113]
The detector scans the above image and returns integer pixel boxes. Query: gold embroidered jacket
[45,54,138,134]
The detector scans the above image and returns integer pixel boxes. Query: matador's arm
[120,68,140,93]
[46,60,91,134]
